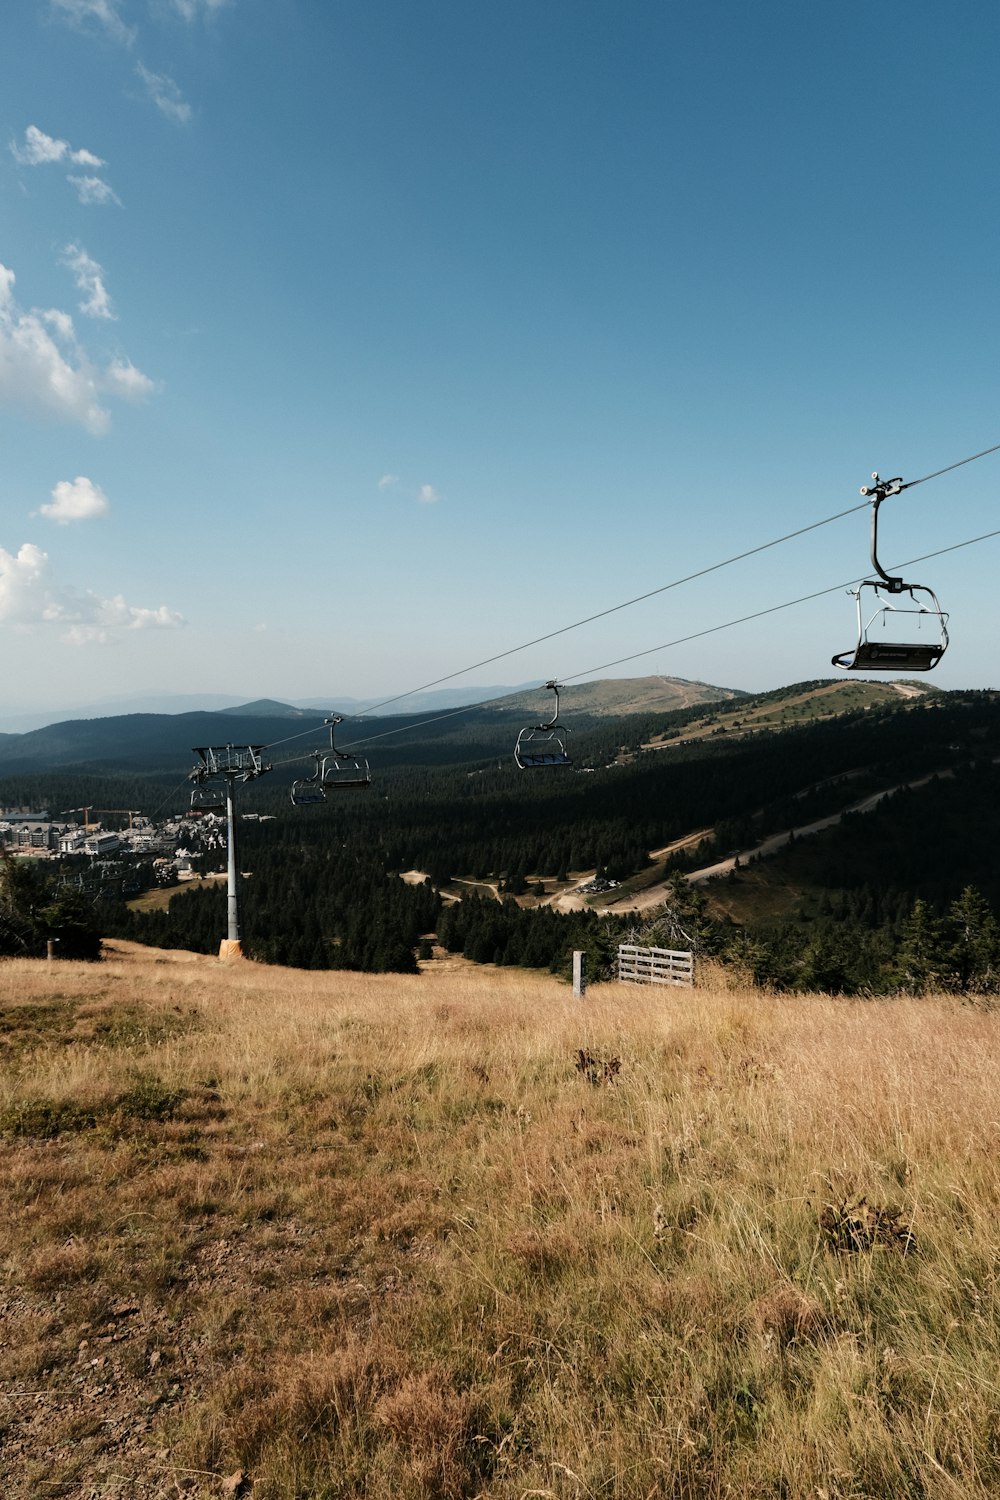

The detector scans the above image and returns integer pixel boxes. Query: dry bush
[746,1282,827,1347]
[374,1370,481,1497]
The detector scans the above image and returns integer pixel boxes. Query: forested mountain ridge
[5,681,1000,993]
[0,674,739,774]
[0,709,328,775]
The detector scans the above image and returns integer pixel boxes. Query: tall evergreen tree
[895,898,942,993]
[942,886,1000,993]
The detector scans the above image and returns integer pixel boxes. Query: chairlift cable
[269,702,497,765]
[563,525,1000,684]
[261,495,869,758]
[902,440,1000,491]
[306,437,1000,725]
[261,504,859,760]
[346,501,873,720]
[285,522,1000,756]
[263,439,1000,756]
[145,774,194,822]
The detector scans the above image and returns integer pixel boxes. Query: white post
[221,775,242,958]
[572,950,586,998]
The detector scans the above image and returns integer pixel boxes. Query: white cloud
[42,307,75,342]
[379,475,442,503]
[0,544,55,625]
[62,243,115,320]
[0,261,155,433]
[10,124,105,168]
[50,0,136,48]
[63,597,185,643]
[68,174,122,206]
[104,358,156,402]
[11,126,66,166]
[41,476,110,525]
[0,278,107,433]
[136,62,192,124]
[0,540,184,643]
[10,127,118,203]
[172,0,231,18]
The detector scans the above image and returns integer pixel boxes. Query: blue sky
[2,0,999,715]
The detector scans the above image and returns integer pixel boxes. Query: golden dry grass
[3,943,1000,1498]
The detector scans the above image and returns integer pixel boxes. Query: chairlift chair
[290,715,371,806]
[514,681,572,769]
[290,756,327,806]
[319,715,371,790]
[189,783,226,814]
[832,473,949,673]
[313,717,371,798]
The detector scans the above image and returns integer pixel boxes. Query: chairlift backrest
[514,732,572,769]
[190,784,226,813]
[320,753,371,790]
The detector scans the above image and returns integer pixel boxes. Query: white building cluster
[0,807,171,862]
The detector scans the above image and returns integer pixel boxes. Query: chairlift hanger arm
[324,713,346,755]
[539,680,564,731]
[858,473,910,592]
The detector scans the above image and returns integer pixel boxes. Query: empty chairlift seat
[189,783,226,813]
[514,681,572,769]
[832,586,949,672]
[289,714,371,806]
[832,473,949,674]
[290,758,327,805]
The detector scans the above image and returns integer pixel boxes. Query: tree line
[9,689,1000,986]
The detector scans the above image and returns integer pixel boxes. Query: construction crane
[59,807,144,833]
[61,805,95,833]
[94,809,145,830]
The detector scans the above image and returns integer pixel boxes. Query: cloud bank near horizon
[0,540,185,644]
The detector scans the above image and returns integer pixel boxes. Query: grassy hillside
[642,677,939,752]
[3,944,1000,1497]
[493,674,743,718]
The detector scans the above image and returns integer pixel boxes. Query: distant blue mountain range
[0,684,544,735]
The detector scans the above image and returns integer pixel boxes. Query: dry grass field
[3,944,1000,1498]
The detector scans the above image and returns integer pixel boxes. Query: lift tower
[189,744,271,959]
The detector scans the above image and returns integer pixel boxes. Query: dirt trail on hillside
[607,767,955,912]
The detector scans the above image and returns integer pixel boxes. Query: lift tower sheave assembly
[189,744,271,960]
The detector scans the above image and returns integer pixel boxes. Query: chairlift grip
[859,473,903,500]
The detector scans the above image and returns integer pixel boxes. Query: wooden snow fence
[617,943,694,988]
